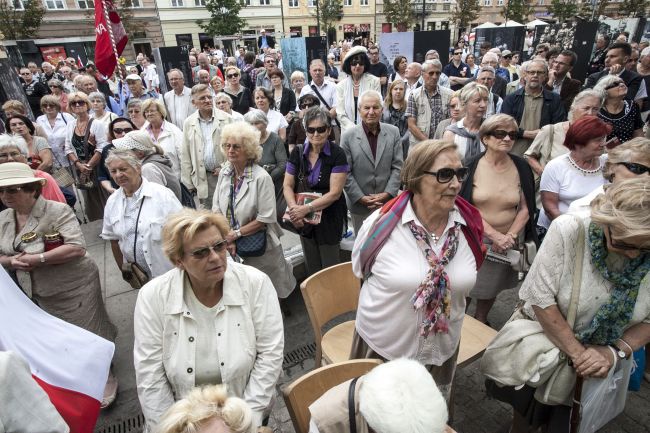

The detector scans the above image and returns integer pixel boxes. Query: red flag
[94,0,128,77]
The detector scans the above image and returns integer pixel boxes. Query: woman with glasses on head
[244,110,287,196]
[97,117,137,195]
[283,106,349,276]
[5,114,53,173]
[126,99,146,129]
[215,93,244,121]
[253,87,288,142]
[350,139,484,405]
[459,114,538,324]
[133,208,283,432]
[223,65,254,115]
[593,75,644,146]
[336,46,381,133]
[382,79,410,158]
[47,79,68,113]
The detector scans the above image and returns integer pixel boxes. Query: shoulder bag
[121,197,150,289]
[480,216,585,406]
[348,377,361,433]
[278,144,315,236]
[229,179,267,257]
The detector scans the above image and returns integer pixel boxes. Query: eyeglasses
[70,100,87,107]
[527,70,545,76]
[0,151,22,159]
[0,186,24,194]
[503,55,512,59]
[189,240,228,258]
[453,52,462,55]
[224,143,242,150]
[197,95,213,101]
[605,81,626,90]
[42,103,57,109]
[616,161,650,175]
[426,70,441,76]
[113,127,134,135]
[423,167,468,183]
[489,129,518,140]
[607,226,650,253]
[306,125,329,134]
[227,73,240,78]
[127,109,141,113]
[299,102,316,109]
[144,110,160,116]
[20,72,30,75]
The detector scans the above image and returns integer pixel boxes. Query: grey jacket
[142,153,182,201]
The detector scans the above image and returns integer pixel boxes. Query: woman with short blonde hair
[223,65,253,115]
[142,97,183,179]
[442,82,489,163]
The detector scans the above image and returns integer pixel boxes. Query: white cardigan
[336,73,381,133]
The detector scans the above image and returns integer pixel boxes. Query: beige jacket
[408,85,453,147]
[309,378,368,433]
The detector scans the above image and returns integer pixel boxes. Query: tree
[620,0,650,17]
[383,0,416,32]
[501,0,533,23]
[313,0,343,38]
[0,0,46,40]
[451,0,480,30]
[579,0,612,18]
[197,0,247,36]
[549,0,577,22]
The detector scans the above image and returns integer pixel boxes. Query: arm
[288,172,347,222]
[181,122,195,191]
[340,134,366,206]
[541,191,561,221]
[270,138,287,182]
[36,148,53,172]
[277,127,286,142]
[110,240,124,271]
[507,192,530,237]
[406,94,427,141]
[441,130,455,142]
[11,245,85,272]
[525,155,545,177]
[383,129,404,198]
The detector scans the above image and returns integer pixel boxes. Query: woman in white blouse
[253,87,288,142]
[36,95,75,183]
[350,140,485,403]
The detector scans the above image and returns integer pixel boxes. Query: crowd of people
[1,27,650,433]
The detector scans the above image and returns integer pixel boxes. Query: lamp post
[316,0,321,37]
[422,0,426,31]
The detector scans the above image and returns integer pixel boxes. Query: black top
[224,87,254,115]
[598,100,643,144]
[22,80,49,117]
[368,62,388,79]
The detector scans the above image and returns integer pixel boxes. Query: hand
[358,196,375,209]
[212,167,221,176]
[490,232,514,254]
[573,346,614,378]
[225,230,239,244]
[369,192,391,206]
[608,64,624,75]
[226,242,237,258]
[288,204,309,223]
[285,112,294,123]
[77,162,92,175]
[11,253,36,271]
[547,69,556,85]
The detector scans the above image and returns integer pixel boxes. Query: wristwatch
[610,343,629,360]
[39,253,46,263]
[235,229,242,239]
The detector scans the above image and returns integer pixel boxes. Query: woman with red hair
[537,116,611,239]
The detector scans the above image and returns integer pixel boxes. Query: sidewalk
[85,221,650,433]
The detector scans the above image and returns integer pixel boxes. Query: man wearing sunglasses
[443,47,471,91]
[584,42,645,105]
[340,90,403,234]
[19,67,49,118]
[255,51,288,90]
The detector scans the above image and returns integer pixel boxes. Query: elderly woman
[133,208,284,430]
[350,140,484,404]
[244,110,287,196]
[488,177,650,433]
[538,116,610,237]
[64,92,110,221]
[155,384,254,433]
[210,75,224,96]
[89,91,118,128]
[442,83,489,163]
[0,161,118,408]
[5,114,53,173]
[212,121,295,299]
[594,75,644,145]
[290,70,306,101]
[283,106,348,276]
[98,117,137,195]
[36,95,76,192]
[142,99,183,179]
[127,99,147,129]
[47,79,68,113]
[113,130,183,201]
[287,94,320,155]
[336,46,381,132]
[223,65,254,115]
[253,87,288,141]
[434,94,462,140]
[382,79,410,158]
[525,89,603,180]
[459,114,537,324]
[268,68,296,121]
[102,148,182,282]
[215,93,244,121]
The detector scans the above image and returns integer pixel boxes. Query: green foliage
[197,0,247,36]
[619,0,650,16]
[549,0,577,22]
[383,0,415,31]
[501,0,533,23]
[313,0,343,36]
[0,0,46,39]
[451,0,480,29]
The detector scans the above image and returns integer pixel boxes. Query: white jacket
[133,263,284,430]
[143,120,184,179]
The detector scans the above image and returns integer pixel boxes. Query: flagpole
[102,0,124,79]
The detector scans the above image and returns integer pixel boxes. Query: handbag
[480,216,585,406]
[513,240,537,273]
[51,165,75,188]
[279,144,315,236]
[228,180,267,257]
[122,198,150,289]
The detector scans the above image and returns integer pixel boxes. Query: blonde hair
[224,65,240,77]
[478,113,518,141]
[457,82,489,106]
[67,92,90,110]
[220,121,262,163]
[162,209,230,263]
[141,98,168,119]
[40,94,62,111]
[154,384,254,433]
[590,177,650,248]
[1,100,26,115]
[384,79,407,111]
[603,137,650,180]
[401,140,459,193]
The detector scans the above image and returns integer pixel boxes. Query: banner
[94,0,128,76]
[474,27,526,57]
[379,32,414,74]
[280,37,308,82]
[39,46,68,65]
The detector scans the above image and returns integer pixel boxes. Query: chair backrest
[282,359,383,433]
[300,261,360,343]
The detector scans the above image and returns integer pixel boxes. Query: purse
[122,198,150,289]
[513,240,537,273]
[51,165,75,188]
[480,216,585,406]
[228,180,267,258]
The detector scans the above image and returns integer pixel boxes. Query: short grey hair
[88,91,106,105]
[105,148,142,171]
[126,98,143,111]
[191,84,210,97]
[478,66,496,76]
[303,106,331,130]
[594,74,624,97]
[244,109,268,127]
[214,92,233,106]
[423,59,442,70]
[358,90,383,108]
[310,58,326,69]
[568,89,605,121]
[0,134,28,156]
[527,59,548,75]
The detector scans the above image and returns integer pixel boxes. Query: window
[259,0,270,4]
[45,0,66,9]
[360,0,368,5]
[483,0,491,5]
[289,0,297,6]
[497,0,503,4]
[442,3,449,10]
[344,0,351,6]
[537,0,544,4]
[430,3,436,10]
[308,0,315,6]
[171,0,183,5]
[245,0,250,4]
[12,0,25,9]
[129,0,142,7]
[77,0,94,7]
[194,0,205,5]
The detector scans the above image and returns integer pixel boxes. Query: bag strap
[566,216,585,329]
[348,377,360,433]
[133,196,145,265]
[228,179,240,230]
[310,84,341,128]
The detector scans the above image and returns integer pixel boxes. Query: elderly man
[546,49,582,113]
[476,66,503,116]
[197,69,212,86]
[404,62,422,100]
[299,59,337,115]
[164,69,195,130]
[181,84,232,208]
[255,51,289,89]
[192,53,222,84]
[121,73,159,113]
[587,35,610,75]
[85,63,114,101]
[39,62,63,85]
[406,60,453,155]
[59,66,76,93]
[502,59,566,156]
[340,90,403,233]
[467,52,508,99]
[424,50,450,88]
[584,42,645,103]
[19,67,49,117]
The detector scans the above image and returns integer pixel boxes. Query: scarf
[576,223,650,345]
[446,121,483,163]
[408,221,461,337]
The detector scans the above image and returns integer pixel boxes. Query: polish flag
[0,267,115,433]
[94,0,128,77]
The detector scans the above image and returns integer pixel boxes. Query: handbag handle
[348,376,360,433]
[81,118,94,162]
[132,197,145,266]
[566,216,585,329]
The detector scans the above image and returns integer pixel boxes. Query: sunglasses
[70,100,87,107]
[350,60,364,67]
[224,143,242,150]
[227,73,240,78]
[113,127,134,135]
[605,81,625,90]
[490,130,517,140]
[0,186,24,194]
[190,240,228,258]
[454,52,462,55]
[299,102,316,109]
[306,125,328,134]
[607,226,650,253]
[617,161,650,175]
[20,72,30,75]
[42,103,57,108]
[422,167,469,183]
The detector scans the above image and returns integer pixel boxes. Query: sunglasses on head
[605,81,625,90]
[227,73,240,78]
[306,125,328,134]
[489,129,517,140]
[113,127,134,135]
[607,226,650,253]
[190,240,228,258]
[423,167,469,184]
[617,161,650,175]
[0,186,24,194]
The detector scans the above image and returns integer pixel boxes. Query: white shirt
[63,117,109,157]
[164,86,196,130]
[567,184,605,218]
[36,112,75,168]
[299,80,336,111]
[144,64,159,91]
[265,109,288,135]
[352,202,477,365]
[199,114,218,171]
[144,120,184,178]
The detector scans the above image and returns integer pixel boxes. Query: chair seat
[458,315,497,368]
[321,320,355,365]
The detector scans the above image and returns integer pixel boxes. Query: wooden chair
[282,359,383,433]
[457,314,498,368]
[300,261,360,367]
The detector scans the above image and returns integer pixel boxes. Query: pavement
[82,220,650,433]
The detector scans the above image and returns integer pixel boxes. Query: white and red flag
[94,0,128,77]
[0,267,115,433]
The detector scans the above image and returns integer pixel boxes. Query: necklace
[568,154,601,176]
[429,231,440,244]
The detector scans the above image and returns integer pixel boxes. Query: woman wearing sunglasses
[459,114,538,324]
[593,75,644,146]
[133,208,283,432]
[350,139,484,405]
[223,65,254,115]
[287,94,322,155]
[97,117,138,195]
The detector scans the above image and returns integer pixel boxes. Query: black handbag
[229,181,266,257]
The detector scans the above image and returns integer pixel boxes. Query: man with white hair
[59,66,76,93]
[308,358,455,433]
[39,62,63,86]
[164,69,196,130]
[476,66,503,116]
[192,53,222,84]
[340,90,403,233]
[255,50,288,89]
[424,50,450,88]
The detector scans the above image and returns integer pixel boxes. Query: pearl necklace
[429,232,440,244]
[568,154,602,176]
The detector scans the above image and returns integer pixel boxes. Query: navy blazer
[501,88,567,138]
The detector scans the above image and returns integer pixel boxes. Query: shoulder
[227,262,273,293]
[139,268,182,305]
[439,86,453,97]
[144,180,176,200]
[380,122,400,137]
[251,164,272,181]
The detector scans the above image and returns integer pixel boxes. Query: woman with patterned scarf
[487,177,650,433]
[350,140,485,404]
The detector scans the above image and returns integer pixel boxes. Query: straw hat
[0,162,46,188]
